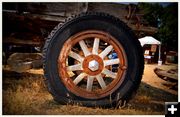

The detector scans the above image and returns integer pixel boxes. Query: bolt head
[88,60,99,71]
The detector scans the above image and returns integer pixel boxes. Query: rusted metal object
[58,30,127,99]
[7,53,43,73]
[82,55,104,76]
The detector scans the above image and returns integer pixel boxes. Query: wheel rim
[58,30,127,99]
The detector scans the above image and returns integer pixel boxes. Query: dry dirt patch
[3,64,178,115]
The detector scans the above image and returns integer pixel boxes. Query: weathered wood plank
[154,68,178,81]
[3,37,42,46]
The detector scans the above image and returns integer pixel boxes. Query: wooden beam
[3,37,42,46]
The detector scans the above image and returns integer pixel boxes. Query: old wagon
[3,2,157,107]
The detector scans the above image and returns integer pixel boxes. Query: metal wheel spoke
[79,40,91,56]
[102,68,117,79]
[69,51,84,62]
[104,58,120,66]
[86,76,94,91]
[99,45,113,59]
[73,73,87,85]
[92,38,100,55]
[96,74,107,89]
[67,64,82,71]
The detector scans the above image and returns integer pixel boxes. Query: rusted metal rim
[58,30,127,99]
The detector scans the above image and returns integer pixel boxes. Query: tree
[158,3,178,51]
[139,3,178,51]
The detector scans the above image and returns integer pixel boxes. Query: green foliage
[139,3,178,51]
[139,3,163,27]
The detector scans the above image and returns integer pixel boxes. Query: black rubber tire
[43,12,144,107]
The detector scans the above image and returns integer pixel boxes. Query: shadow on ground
[129,82,177,113]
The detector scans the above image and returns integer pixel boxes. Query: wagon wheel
[58,30,127,99]
[43,12,144,107]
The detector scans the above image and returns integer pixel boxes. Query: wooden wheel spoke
[79,40,91,57]
[73,73,87,85]
[99,45,113,59]
[92,38,100,55]
[96,74,107,89]
[67,64,82,71]
[69,51,84,62]
[102,68,117,79]
[104,58,120,66]
[86,76,94,91]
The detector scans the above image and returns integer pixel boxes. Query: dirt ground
[2,64,178,115]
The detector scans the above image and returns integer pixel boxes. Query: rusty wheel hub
[83,55,104,76]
